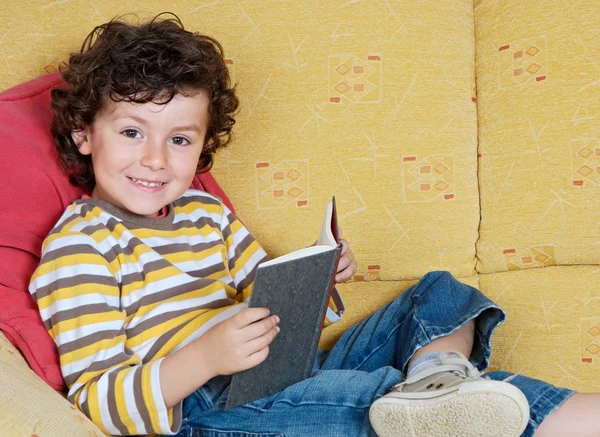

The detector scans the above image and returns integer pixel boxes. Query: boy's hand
[335,238,357,282]
[198,307,280,377]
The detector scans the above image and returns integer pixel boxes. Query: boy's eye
[122,129,140,138]
[171,136,190,146]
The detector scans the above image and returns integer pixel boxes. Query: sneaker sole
[369,380,529,437]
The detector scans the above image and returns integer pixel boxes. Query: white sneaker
[369,351,529,437]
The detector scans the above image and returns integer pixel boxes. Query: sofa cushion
[0,332,107,436]
[0,72,234,391]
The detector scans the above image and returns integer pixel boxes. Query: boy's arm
[220,204,268,302]
[30,232,182,436]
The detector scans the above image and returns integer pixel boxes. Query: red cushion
[0,72,235,391]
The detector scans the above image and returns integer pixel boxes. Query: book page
[317,197,338,247]
[259,245,335,267]
[260,197,339,268]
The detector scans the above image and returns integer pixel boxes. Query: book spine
[319,246,343,330]
[304,249,341,378]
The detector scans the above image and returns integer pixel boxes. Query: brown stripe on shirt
[173,193,222,209]
[122,278,234,316]
[119,258,174,287]
[40,243,100,264]
[58,328,123,356]
[140,322,189,360]
[227,233,259,272]
[183,261,227,280]
[44,302,120,331]
[164,216,221,232]
[152,239,224,257]
[126,299,235,340]
[235,259,264,296]
[132,365,154,432]
[51,210,88,234]
[106,367,130,435]
[64,347,134,387]
[33,274,118,302]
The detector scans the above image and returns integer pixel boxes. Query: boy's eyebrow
[117,114,203,132]
[171,124,203,133]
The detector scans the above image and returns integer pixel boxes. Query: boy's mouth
[128,177,166,188]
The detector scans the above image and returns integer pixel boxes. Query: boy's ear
[71,128,92,155]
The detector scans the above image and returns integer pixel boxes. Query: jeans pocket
[189,428,284,437]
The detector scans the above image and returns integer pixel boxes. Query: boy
[29,12,598,437]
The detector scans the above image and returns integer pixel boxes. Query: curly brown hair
[51,12,239,191]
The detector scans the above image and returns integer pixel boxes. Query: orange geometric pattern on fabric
[503,246,556,270]
[402,155,455,202]
[498,37,547,88]
[256,160,309,208]
[349,264,382,283]
[328,54,382,104]
[571,139,600,187]
[581,318,600,365]
[367,264,382,280]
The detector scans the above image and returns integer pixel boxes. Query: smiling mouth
[128,177,166,188]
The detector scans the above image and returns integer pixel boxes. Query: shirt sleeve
[29,231,181,436]
[323,286,346,326]
[219,204,268,302]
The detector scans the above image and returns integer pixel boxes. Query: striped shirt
[28,189,344,436]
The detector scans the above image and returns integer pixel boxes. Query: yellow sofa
[2,0,600,435]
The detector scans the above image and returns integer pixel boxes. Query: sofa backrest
[2,0,600,392]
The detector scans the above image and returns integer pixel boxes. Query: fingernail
[275,316,280,323]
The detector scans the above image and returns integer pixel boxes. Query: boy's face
[73,90,210,217]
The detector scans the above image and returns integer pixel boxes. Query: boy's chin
[126,202,169,218]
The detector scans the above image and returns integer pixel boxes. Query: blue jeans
[171,271,574,437]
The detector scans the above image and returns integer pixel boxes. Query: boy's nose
[140,142,167,170]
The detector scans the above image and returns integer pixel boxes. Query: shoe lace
[438,351,481,379]
[394,350,521,389]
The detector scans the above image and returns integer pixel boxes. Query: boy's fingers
[242,314,280,340]
[336,254,351,272]
[246,324,280,354]
[234,307,271,327]
[246,345,270,368]
[339,239,349,255]
[336,255,357,283]
[336,269,352,283]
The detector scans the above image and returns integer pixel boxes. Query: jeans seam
[347,312,428,375]
[255,398,374,409]
[527,385,576,431]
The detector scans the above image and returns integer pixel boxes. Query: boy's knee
[419,271,455,289]
[408,271,460,301]
[421,271,453,281]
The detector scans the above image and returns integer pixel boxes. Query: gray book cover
[226,245,342,410]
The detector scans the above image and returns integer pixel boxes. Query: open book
[226,197,343,410]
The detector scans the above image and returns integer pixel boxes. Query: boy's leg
[536,393,600,437]
[174,271,506,437]
[172,271,523,437]
[315,270,528,437]
[485,371,575,437]
[319,270,505,374]
[176,367,401,437]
